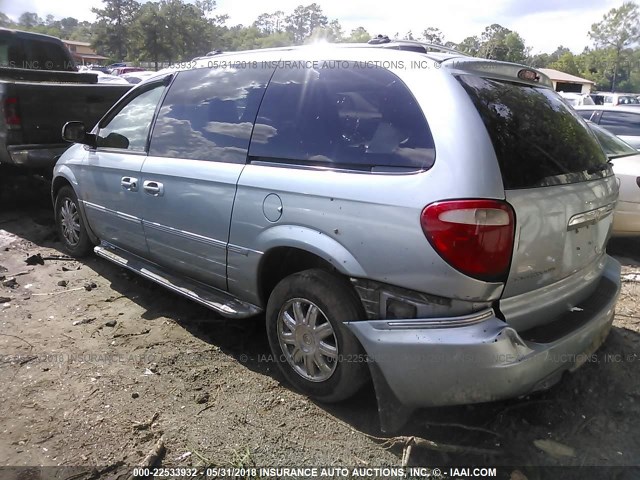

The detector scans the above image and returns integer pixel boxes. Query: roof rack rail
[368,36,467,56]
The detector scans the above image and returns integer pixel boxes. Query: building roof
[73,53,109,61]
[62,39,92,47]
[539,68,595,85]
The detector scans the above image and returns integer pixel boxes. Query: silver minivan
[53,41,621,430]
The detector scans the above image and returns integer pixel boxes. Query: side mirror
[62,121,96,148]
[97,132,129,149]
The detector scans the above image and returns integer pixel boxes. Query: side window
[149,66,273,163]
[98,83,166,152]
[576,110,595,121]
[249,64,435,171]
[600,111,640,136]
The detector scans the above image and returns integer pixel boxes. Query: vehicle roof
[574,105,640,112]
[176,42,552,88]
[195,42,466,64]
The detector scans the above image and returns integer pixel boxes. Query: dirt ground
[0,172,639,480]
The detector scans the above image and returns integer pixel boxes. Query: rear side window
[599,111,640,137]
[249,63,435,172]
[458,75,609,189]
[149,66,273,163]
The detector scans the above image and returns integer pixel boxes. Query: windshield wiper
[587,161,613,174]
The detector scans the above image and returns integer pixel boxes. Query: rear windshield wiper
[587,161,613,174]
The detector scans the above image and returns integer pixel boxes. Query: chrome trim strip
[568,204,615,230]
[142,220,226,250]
[83,201,140,224]
[385,309,495,329]
[227,243,263,256]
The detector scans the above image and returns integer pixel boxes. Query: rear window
[249,63,435,172]
[458,75,610,189]
[0,32,75,71]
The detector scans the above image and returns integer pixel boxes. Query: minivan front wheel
[55,186,93,257]
[266,269,369,402]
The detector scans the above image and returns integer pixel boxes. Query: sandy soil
[0,172,639,480]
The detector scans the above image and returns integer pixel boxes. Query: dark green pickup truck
[0,28,131,173]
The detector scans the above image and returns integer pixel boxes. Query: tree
[528,53,550,68]
[479,24,511,59]
[422,27,444,44]
[305,19,343,43]
[344,27,371,43]
[258,31,294,48]
[0,13,16,28]
[458,36,481,56]
[18,12,42,29]
[129,0,214,65]
[253,11,285,34]
[548,52,579,75]
[130,2,169,68]
[285,4,327,44]
[589,2,640,90]
[503,31,527,63]
[92,0,141,60]
[59,17,80,38]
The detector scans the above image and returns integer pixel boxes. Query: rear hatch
[454,65,617,330]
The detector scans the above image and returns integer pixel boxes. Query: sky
[0,0,624,54]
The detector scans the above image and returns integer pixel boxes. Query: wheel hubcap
[60,198,81,246]
[277,298,338,382]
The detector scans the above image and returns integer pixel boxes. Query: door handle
[121,176,139,191]
[143,180,164,196]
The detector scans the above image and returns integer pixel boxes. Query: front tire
[55,185,93,257]
[266,269,369,402]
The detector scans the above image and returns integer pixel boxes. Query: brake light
[4,97,21,129]
[421,199,515,282]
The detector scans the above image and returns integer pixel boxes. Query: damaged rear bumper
[346,256,620,431]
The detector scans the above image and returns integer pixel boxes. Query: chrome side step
[94,244,262,319]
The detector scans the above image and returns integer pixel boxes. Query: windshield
[588,122,638,158]
[458,75,610,189]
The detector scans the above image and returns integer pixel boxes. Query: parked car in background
[0,28,131,172]
[93,71,130,84]
[53,42,620,431]
[558,92,595,107]
[576,105,640,150]
[105,62,126,73]
[588,121,640,236]
[590,92,640,106]
[111,66,146,76]
[79,64,110,74]
[120,71,157,84]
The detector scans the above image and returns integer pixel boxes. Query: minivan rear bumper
[346,255,620,409]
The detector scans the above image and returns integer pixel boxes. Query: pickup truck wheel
[55,186,92,257]
[266,269,369,402]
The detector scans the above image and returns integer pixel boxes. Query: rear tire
[266,269,369,402]
[55,186,93,257]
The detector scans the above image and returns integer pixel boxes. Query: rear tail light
[4,97,21,130]
[421,199,515,282]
